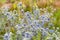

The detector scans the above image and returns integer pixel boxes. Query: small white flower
[21,9,24,14]
[2,6,9,12]
[57,27,59,30]
[7,15,13,20]
[33,9,40,16]
[23,38,31,40]
[16,30,22,34]
[15,24,22,30]
[4,12,11,16]
[17,2,22,8]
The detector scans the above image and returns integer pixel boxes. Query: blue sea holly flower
[42,31,47,36]
[33,20,39,24]
[25,33,30,38]
[24,32,32,38]
[7,15,13,20]
[45,28,49,31]
[49,30,54,33]
[48,18,50,21]
[25,11,30,16]
[15,24,22,30]
[27,19,32,24]
[35,23,40,28]
[22,23,27,27]
[4,32,12,40]
[22,23,28,28]
[33,9,40,16]
[48,23,53,27]
[41,21,45,26]
[31,25,36,30]
[25,11,31,19]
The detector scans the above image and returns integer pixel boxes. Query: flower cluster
[0,1,60,40]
